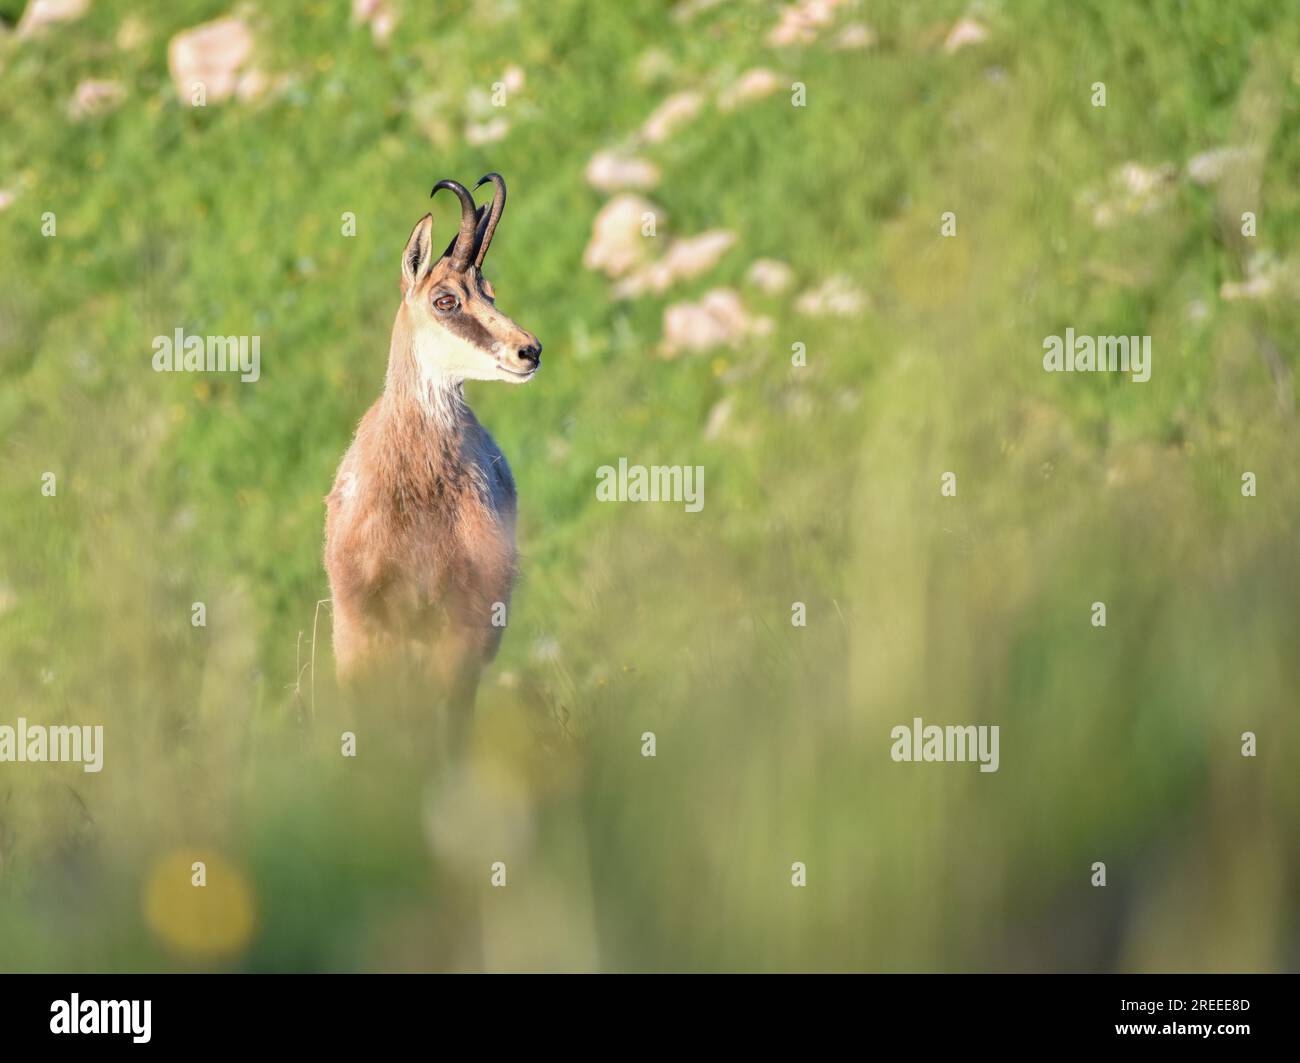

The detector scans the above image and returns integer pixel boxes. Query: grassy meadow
[1,0,1299,971]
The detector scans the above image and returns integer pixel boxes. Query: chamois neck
[382,310,470,437]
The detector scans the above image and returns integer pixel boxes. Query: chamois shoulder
[464,412,516,514]
[324,401,382,507]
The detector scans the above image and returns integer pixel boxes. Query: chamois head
[399,173,542,385]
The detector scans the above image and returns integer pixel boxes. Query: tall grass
[0,0,1297,970]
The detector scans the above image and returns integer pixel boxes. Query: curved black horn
[439,205,487,261]
[430,179,479,271]
[472,172,507,270]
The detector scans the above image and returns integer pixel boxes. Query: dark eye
[434,293,458,312]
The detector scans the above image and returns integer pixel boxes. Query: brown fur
[324,210,540,728]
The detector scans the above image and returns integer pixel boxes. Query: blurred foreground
[1,0,1298,970]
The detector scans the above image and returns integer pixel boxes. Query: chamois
[324,174,541,731]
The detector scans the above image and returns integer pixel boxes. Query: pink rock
[746,258,795,294]
[832,22,877,50]
[614,230,737,298]
[167,18,259,105]
[795,275,867,317]
[718,68,782,111]
[235,68,268,102]
[17,0,88,38]
[662,289,772,357]
[465,117,510,145]
[767,0,848,47]
[585,151,661,192]
[639,91,704,144]
[943,17,989,54]
[68,79,126,120]
[583,195,662,279]
[500,64,526,94]
[352,0,398,45]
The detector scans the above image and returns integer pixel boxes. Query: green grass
[1,0,1298,971]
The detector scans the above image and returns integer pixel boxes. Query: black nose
[517,341,542,367]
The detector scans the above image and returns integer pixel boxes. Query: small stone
[943,17,989,54]
[352,0,398,45]
[17,0,88,38]
[662,289,772,357]
[1186,146,1251,186]
[746,258,795,294]
[795,275,867,317]
[639,91,704,144]
[583,195,662,279]
[585,150,660,192]
[68,79,127,120]
[832,22,877,50]
[465,117,510,145]
[613,230,737,298]
[500,64,526,94]
[167,18,258,105]
[768,0,849,47]
[718,68,782,111]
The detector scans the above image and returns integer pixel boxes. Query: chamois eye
[434,293,458,312]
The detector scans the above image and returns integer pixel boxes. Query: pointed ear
[401,214,435,292]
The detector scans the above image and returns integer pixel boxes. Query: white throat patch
[411,330,477,430]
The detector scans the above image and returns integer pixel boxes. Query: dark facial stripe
[442,305,498,351]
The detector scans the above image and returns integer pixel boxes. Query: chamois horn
[430,178,479,271]
[472,172,508,269]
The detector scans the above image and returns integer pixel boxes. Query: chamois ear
[401,213,435,292]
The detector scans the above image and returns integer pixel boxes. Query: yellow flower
[143,849,257,961]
